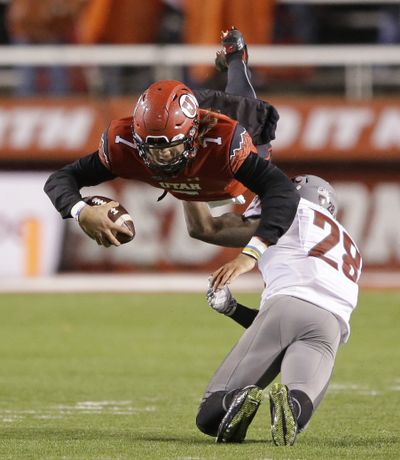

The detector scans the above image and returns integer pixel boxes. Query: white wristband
[242,236,268,261]
[70,200,88,221]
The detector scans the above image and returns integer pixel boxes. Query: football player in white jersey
[182,175,362,446]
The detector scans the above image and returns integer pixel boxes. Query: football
[83,196,135,244]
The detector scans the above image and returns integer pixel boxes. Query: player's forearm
[44,152,115,218]
[235,156,300,245]
[230,303,258,328]
[182,201,256,247]
[183,201,215,239]
[44,168,85,218]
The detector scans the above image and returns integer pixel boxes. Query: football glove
[207,282,237,316]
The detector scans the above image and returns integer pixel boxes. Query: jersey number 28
[308,210,361,282]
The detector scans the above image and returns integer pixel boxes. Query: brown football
[83,196,135,244]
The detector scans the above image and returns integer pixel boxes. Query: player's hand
[206,279,237,316]
[211,253,257,290]
[78,201,128,247]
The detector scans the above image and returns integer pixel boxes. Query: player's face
[148,143,185,166]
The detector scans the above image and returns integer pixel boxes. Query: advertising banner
[0,98,132,162]
[1,97,400,162]
[0,173,64,276]
[0,173,399,276]
[273,99,400,161]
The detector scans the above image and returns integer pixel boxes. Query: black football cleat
[216,385,263,443]
[215,27,248,72]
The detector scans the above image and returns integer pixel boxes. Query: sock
[225,54,256,98]
[289,389,314,431]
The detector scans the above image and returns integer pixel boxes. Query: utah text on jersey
[158,178,201,196]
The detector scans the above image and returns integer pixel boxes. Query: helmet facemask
[133,122,198,177]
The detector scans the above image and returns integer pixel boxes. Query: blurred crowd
[0,0,399,96]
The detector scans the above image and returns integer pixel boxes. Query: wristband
[70,200,88,222]
[242,236,268,261]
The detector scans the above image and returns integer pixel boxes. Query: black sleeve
[234,154,300,245]
[230,303,258,328]
[44,152,116,219]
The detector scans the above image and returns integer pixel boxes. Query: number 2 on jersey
[308,210,361,282]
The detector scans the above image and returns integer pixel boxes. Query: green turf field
[0,290,398,459]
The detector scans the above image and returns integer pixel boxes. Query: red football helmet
[132,80,200,176]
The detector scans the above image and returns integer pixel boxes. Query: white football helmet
[292,175,338,217]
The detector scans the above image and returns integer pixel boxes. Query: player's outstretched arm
[182,201,258,247]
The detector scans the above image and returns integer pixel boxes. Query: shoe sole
[269,383,297,446]
[218,28,248,68]
[216,387,263,443]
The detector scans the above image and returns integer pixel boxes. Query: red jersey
[98,109,257,202]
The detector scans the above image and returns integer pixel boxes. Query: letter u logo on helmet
[132,80,200,176]
[179,93,198,118]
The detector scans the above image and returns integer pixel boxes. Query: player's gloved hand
[207,280,237,316]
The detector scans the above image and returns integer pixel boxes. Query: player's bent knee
[196,391,227,436]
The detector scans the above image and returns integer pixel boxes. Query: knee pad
[196,391,228,436]
[289,389,314,431]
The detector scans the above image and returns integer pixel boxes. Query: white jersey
[243,197,362,343]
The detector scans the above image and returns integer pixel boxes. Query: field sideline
[0,270,399,293]
[0,289,399,459]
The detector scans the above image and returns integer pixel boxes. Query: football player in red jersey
[44,28,299,249]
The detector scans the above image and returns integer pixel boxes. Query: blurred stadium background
[0,0,399,290]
